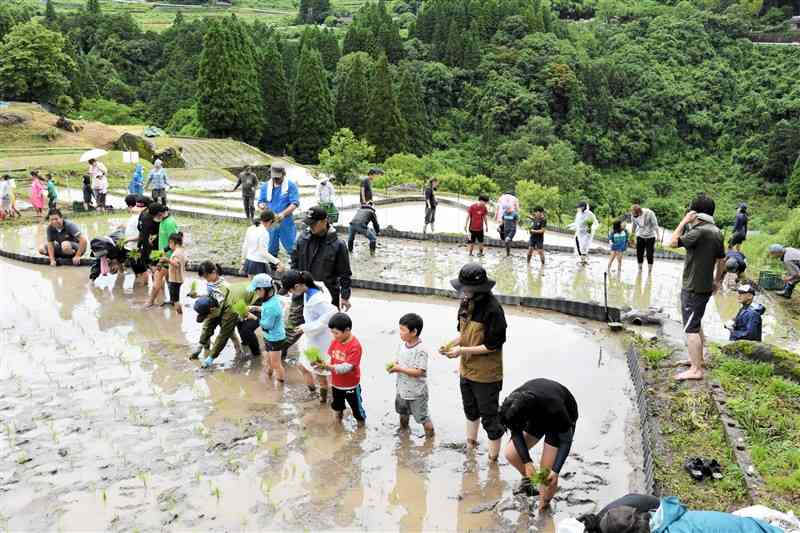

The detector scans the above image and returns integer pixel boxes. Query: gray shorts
[395,392,430,424]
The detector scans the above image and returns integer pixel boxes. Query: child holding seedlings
[607,219,629,273]
[314,313,365,424]
[192,261,246,367]
[282,270,338,403]
[388,313,434,436]
[258,274,287,383]
[166,232,186,314]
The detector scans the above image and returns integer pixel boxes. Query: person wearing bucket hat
[441,263,507,462]
[256,164,300,257]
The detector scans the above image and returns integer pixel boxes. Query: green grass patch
[711,348,800,513]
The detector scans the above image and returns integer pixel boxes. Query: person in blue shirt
[725,247,747,282]
[726,284,764,342]
[729,203,749,251]
[501,206,519,257]
[607,219,629,273]
[256,273,288,384]
[128,163,144,195]
[257,165,300,258]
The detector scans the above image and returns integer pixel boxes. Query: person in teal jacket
[597,496,783,533]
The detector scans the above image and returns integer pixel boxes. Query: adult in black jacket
[347,203,380,256]
[499,378,578,510]
[284,207,352,355]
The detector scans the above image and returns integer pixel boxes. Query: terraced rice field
[177,138,272,169]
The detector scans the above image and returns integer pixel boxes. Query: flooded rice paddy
[2,213,793,347]
[1,259,642,531]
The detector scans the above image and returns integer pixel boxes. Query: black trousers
[237,318,261,356]
[636,236,656,265]
[460,377,504,440]
[243,194,255,220]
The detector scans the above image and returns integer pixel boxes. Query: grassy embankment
[630,334,799,514]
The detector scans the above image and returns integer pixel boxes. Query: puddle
[0,259,641,531]
[2,215,793,347]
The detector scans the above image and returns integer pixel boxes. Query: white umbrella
[79,149,108,163]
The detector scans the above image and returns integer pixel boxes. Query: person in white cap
[725,284,764,342]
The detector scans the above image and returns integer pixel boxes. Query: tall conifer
[291,46,335,163]
[366,54,406,161]
[397,66,429,155]
[335,53,370,138]
[260,36,291,151]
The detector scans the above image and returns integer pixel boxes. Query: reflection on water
[1,258,640,531]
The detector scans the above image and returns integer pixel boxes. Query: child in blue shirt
[607,219,629,273]
[255,274,287,383]
[502,207,519,257]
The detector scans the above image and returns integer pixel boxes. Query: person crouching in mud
[441,264,507,462]
[499,378,578,511]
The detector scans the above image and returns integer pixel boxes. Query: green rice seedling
[304,346,323,364]
[188,280,198,297]
[386,361,395,372]
[231,300,248,318]
[149,250,164,262]
[530,467,552,486]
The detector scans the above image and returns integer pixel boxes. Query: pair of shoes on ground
[684,457,724,481]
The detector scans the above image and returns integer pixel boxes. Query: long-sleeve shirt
[729,303,764,341]
[241,224,279,264]
[632,208,659,239]
[782,247,800,279]
[147,168,170,190]
[328,336,363,389]
[257,179,300,226]
[349,206,380,234]
[733,212,748,235]
[291,228,352,301]
[233,171,259,196]
[317,180,335,204]
[92,174,108,193]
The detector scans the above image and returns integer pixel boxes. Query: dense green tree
[0,20,76,103]
[319,128,375,184]
[259,36,291,151]
[343,1,403,62]
[763,120,800,183]
[44,0,57,25]
[788,162,800,209]
[335,53,371,138]
[86,0,101,14]
[298,0,331,24]
[397,66,430,155]
[291,46,335,163]
[366,54,406,160]
[196,16,263,143]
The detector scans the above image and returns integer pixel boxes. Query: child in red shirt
[314,313,365,424]
[465,194,490,257]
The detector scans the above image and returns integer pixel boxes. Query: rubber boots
[776,282,795,298]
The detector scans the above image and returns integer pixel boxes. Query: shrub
[79,98,142,125]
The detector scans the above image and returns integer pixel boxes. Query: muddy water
[0,259,641,531]
[340,203,579,247]
[1,215,791,347]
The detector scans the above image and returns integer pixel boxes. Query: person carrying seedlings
[466,195,490,257]
[768,244,800,299]
[347,202,380,256]
[231,165,259,220]
[725,284,764,342]
[81,175,94,211]
[501,205,519,257]
[313,313,366,425]
[570,201,598,266]
[166,232,187,314]
[607,220,629,273]
[257,273,287,383]
[729,203,749,251]
[630,203,659,273]
[128,162,144,196]
[499,378,578,510]
[192,261,250,367]
[442,263,507,462]
[282,270,338,403]
[527,207,546,266]
[146,159,170,206]
[122,194,149,283]
[46,173,58,210]
[388,313,434,437]
[670,193,726,381]
[257,165,300,257]
[423,178,438,235]
[240,209,280,278]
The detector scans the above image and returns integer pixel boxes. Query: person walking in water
[423,178,438,235]
[501,205,519,257]
[466,195,489,257]
[128,162,144,195]
[671,194,726,381]
[495,191,519,240]
[500,378,578,510]
[30,171,46,217]
[442,264,507,463]
[607,219,629,273]
[729,203,749,251]
[570,201,598,266]
[231,165,259,220]
[630,203,659,272]
[347,202,380,256]
[527,207,546,266]
[147,159,170,206]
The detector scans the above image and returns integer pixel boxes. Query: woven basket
[758,270,784,291]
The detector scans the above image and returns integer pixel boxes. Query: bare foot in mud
[674,369,704,381]
[466,438,479,448]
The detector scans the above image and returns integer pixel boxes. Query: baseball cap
[367,167,384,176]
[249,273,273,291]
[737,284,755,294]
[304,206,328,225]
[193,296,217,323]
[576,201,588,210]
[270,165,285,178]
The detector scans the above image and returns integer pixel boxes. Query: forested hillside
[1,0,800,226]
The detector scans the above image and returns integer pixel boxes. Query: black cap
[304,206,328,225]
[368,167,384,176]
[193,296,217,323]
[450,263,496,293]
[576,201,588,210]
